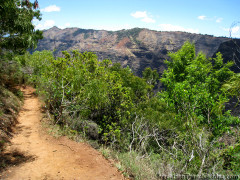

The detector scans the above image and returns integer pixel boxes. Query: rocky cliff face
[213,39,240,73]
[36,26,234,76]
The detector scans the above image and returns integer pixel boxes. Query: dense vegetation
[1,1,240,178]
[0,0,42,54]
[0,0,42,87]
[13,41,239,178]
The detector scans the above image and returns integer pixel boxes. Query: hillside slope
[35,27,238,76]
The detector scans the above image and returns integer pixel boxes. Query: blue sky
[34,0,240,38]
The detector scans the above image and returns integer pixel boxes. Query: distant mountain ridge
[35,26,240,76]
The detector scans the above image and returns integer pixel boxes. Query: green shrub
[221,143,240,174]
[19,42,240,177]
[22,50,152,148]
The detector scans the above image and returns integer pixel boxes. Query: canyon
[35,27,240,76]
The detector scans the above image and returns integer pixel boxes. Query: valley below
[35,27,240,76]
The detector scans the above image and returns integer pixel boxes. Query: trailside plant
[18,42,240,178]
[22,50,152,149]
[161,41,236,135]
[158,41,240,175]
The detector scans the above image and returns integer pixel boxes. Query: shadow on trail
[0,150,35,173]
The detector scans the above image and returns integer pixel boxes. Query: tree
[0,0,42,54]
[142,67,159,86]
[161,41,235,135]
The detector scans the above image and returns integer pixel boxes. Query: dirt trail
[1,86,124,180]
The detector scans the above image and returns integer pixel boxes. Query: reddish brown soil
[1,86,124,180]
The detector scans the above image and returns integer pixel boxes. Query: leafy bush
[221,143,240,174]
[21,50,153,148]
[18,41,240,178]
[0,52,24,87]
[161,41,235,136]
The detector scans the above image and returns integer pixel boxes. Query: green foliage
[22,50,153,148]
[0,52,25,87]
[116,151,156,180]
[221,143,240,174]
[161,41,235,135]
[0,0,42,54]
[18,41,240,178]
[0,0,42,88]
[110,63,153,103]
[223,73,240,101]
[1,1,238,177]
[142,67,159,86]
[151,41,240,176]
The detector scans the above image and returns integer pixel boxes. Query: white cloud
[131,11,147,18]
[131,11,155,23]
[159,24,199,34]
[231,26,240,34]
[223,26,240,33]
[45,20,55,27]
[198,15,206,20]
[41,5,60,12]
[216,18,223,23]
[222,27,229,32]
[198,15,223,23]
[230,26,240,38]
[35,20,55,30]
[142,17,156,23]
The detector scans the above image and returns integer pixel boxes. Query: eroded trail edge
[1,86,124,180]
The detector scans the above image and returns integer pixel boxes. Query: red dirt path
[1,86,124,180]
